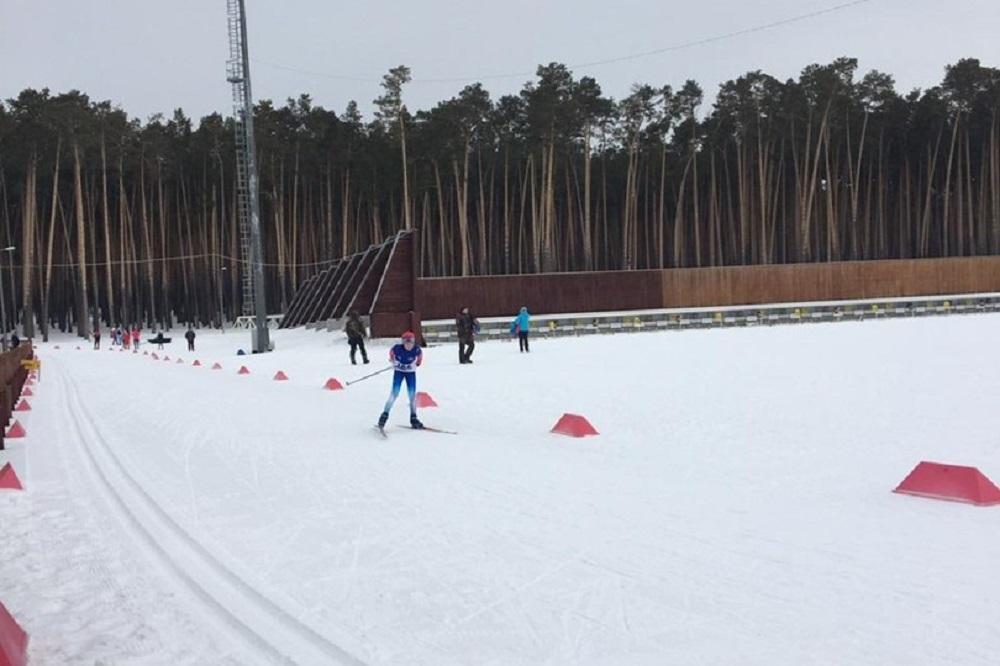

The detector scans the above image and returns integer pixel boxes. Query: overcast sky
[2,0,998,123]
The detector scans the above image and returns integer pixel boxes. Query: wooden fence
[0,343,33,450]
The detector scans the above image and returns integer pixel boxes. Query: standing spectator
[455,306,479,364]
[10,332,19,348]
[344,311,370,365]
[185,327,196,352]
[122,327,131,350]
[94,327,102,350]
[511,306,531,353]
[132,325,141,350]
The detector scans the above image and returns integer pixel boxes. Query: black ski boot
[377,412,389,429]
[410,414,425,430]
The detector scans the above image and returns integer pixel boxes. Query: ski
[374,425,388,439]
[396,425,458,435]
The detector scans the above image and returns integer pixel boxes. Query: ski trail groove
[57,363,367,666]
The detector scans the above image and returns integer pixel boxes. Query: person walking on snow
[377,331,424,430]
[122,327,131,350]
[344,311,370,365]
[511,306,531,352]
[94,327,102,350]
[132,326,141,350]
[456,306,479,364]
[185,327,196,352]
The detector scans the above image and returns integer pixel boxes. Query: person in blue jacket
[378,330,424,429]
[510,306,531,352]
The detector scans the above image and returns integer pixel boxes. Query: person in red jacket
[132,326,141,350]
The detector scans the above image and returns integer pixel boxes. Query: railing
[0,343,33,450]
[417,293,1000,344]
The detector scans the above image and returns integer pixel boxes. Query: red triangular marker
[176,358,184,364]
[21,387,33,397]
[0,463,22,490]
[551,413,599,438]
[212,362,222,370]
[163,356,170,362]
[238,366,250,375]
[193,360,202,366]
[323,378,344,391]
[6,420,26,438]
[14,400,31,412]
[415,392,438,408]
[273,371,289,381]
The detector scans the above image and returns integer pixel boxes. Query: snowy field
[3,314,1000,665]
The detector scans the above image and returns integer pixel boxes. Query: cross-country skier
[377,331,424,430]
[93,327,102,350]
[132,325,141,350]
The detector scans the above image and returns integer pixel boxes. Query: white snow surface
[3,316,1000,665]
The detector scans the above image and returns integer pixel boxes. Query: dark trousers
[94,337,101,350]
[349,337,368,364]
[518,331,530,352]
[459,338,475,363]
[187,340,195,351]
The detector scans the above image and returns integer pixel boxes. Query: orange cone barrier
[238,366,250,375]
[323,378,344,391]
[550,413,599,438]
[14,400,30,412]
[0,463,23,490]
[212,362,222,370]
[894,461,1000,506]
[0,600,29,664]
[6,421,26,439]
[415,392,438,408]
[273,371,289,381]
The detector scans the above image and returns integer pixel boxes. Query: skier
[456,306,479,364]
[132,325,141,350]
[511,306,531,352]
[185,327,196,352]
[377,331,424,431]
[344,311,369,365]
[122,327,131,350]
[94,327,102,350]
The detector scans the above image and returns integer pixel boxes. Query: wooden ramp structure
[281,231,418,338]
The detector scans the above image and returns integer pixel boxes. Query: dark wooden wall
[413,256,1000,321]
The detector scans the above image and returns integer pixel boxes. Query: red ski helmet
[401,331,416,341]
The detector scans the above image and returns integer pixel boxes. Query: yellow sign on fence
[20,359,40,371]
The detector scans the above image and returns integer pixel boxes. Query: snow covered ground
[3,315,1000,665]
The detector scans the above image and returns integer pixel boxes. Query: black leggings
[518,332,529,352]
[349,337,368,363]
[459,339,475,363]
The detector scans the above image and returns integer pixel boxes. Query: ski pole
[345,365,393,386]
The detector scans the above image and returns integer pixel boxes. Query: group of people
[94,325,141,350]
[359,305,532,430]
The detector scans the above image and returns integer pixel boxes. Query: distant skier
[94,327,102,350]
[122,328,131,350]
[132,326,141,350]
[344,311,369,365]
[185,327,196,352]
[456,306,479,364]
[377,331,423,430]
[511,306,531,353]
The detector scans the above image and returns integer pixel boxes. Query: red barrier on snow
[0,463,23,491]
[176,358,184,364]
[273,371,289,381]
[323,378,344,391]
[23,379,33,387]
[551,413,599,438]
[0,600,28,666]
[238,366,250,375]
[5,421,25,439]
[893,461,1000,506]
[14,401,30,412]
[193,360,202,366]
[415,392,438,408]
[143,351,149,356]
[212,362,222,370]
[20,388,32,398]
[151,353,158,360]
[163,356,170,362]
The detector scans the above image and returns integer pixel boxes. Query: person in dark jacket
[344,311,370,365]
[455,306,479,364]
[185,327,196,352]
[93,327,102,350]
[10,332,19,348]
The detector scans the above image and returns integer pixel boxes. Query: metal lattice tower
[226,0,270,352]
